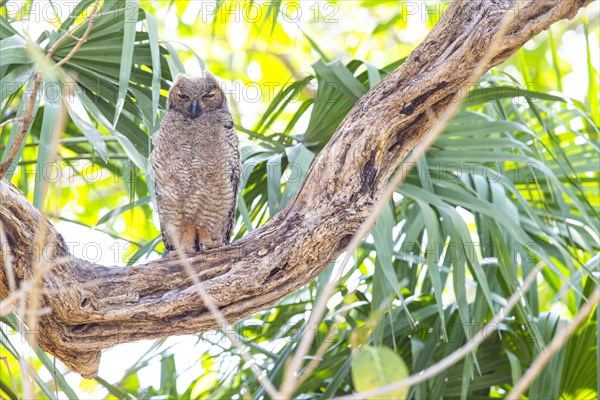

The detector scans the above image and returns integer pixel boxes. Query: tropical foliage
[0,1,598,399]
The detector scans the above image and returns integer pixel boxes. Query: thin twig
[507,288,600,399]
[0,355,18,398]
[0,253,80,310]
[334,262,543,400]
[24,86,67,348]
[0,221,17,293]
[17,85,68,399]
[45,0,101,59]
[0,73,42,177]
[86,1,153,19]
[0,118,24,130]
[0,0,101,178]
[0,256,70,317]
[279,4,519,398]
[52,0,101,68]
[167,227,282,399]
[53,356,58,400]
[288,323,336,390]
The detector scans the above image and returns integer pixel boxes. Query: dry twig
[168,227,282,399]
[507,288,600,399]
[335,262,544,399]
[0,0,592,379]
[0,0,101,178]
[0,118,24,130]
[280,3,518,397]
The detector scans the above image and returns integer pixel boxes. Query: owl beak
[190,99,201,119]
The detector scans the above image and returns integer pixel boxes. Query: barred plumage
[149,73,240,254]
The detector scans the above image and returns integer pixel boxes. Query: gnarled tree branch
[0,0,592,378]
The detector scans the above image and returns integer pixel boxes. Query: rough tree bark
[0,0,592,378]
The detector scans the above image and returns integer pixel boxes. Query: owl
[149,72,240,254]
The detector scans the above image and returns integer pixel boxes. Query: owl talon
[163,247,197,258]
[197,241,227,251]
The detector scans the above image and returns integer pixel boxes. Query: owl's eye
[177,93,189,100]
[203,93,215,99]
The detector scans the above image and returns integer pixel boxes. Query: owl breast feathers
[149,72,240,254]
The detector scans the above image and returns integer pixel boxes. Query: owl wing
[149,141,174,252]
[223,122,240,243]
[154,188,174,251]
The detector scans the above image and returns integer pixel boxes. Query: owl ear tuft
[173,73,188,86]
[203,71,218,83]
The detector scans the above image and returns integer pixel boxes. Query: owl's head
[167,72,226,119]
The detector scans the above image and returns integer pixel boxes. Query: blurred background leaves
[0,1,598,399]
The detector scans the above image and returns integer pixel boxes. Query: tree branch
[0,0,592,378]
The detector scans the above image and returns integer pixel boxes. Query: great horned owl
[149,72,240,254]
